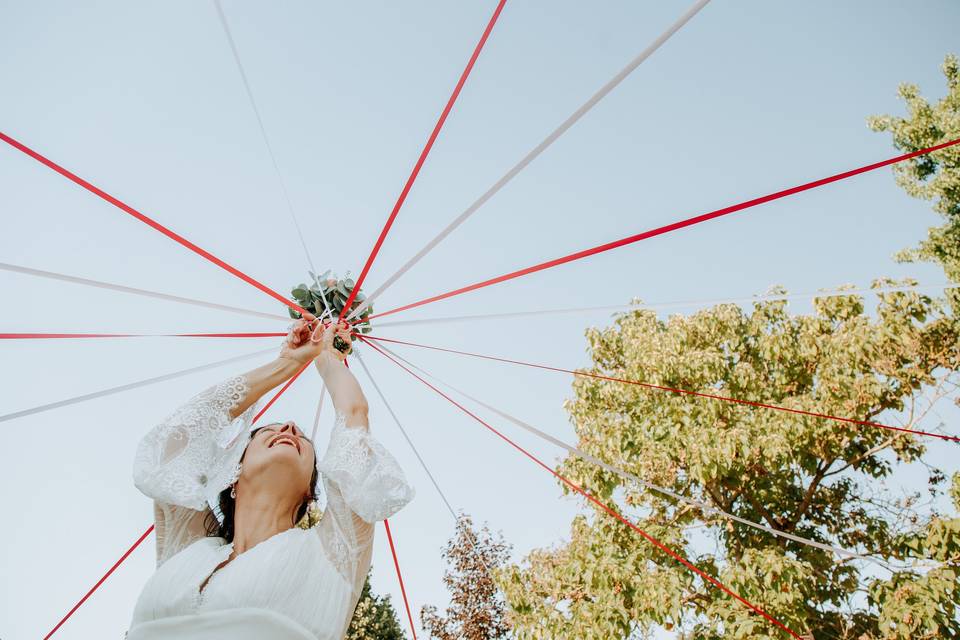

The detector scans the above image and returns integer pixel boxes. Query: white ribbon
[0,347,275,423]
[349,0,713,320]
[354,350,458,520]
[0,261,287,321]
[374,282,956,329]
[213,0,317,274]
[373,341,905,568]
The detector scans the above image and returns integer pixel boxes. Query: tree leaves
[499,280,957,637]
[421,514,513,640]
[346,571,406,640]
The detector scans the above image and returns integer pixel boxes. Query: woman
[127,318,415,640]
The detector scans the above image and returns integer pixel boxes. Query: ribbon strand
[350,0,712,320]
[373,282,957,329]
[360,335,959,444]
[363,337,804,639]
[368,138,960,321]
[0,347,275,424]
[0,131,308,316]
[372,340,907,568]
[43,525,155,640]
[0,261,288,321]
[383,519,418,640]
[341,0,508,318]
[0,332,285,340]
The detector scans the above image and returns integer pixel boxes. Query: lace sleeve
[315,412,415,634]
[132,375,258,565]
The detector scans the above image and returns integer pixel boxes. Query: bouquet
[289,270,372,352]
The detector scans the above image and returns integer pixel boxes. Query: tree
[498,288,958,639]
[421,514,513,640]
[496,55,960,640]
[347,570,406,640]
[869,54,960,286]
[869,473,960,639]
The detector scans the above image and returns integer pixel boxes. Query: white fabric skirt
[127,608,316,640]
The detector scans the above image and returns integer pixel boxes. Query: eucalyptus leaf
[291,269,374,348]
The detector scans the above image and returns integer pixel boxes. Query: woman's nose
[280,421,297,434]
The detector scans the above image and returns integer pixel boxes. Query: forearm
[315,355,369,428]
[228,357,304,420]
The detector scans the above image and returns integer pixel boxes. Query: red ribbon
[362,334,959,444]
[0,131,308,317]
[341,0,508,318]
[369,138,960,320]
[365,337,804,639]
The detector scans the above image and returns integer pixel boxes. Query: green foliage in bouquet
[289,270,373,352]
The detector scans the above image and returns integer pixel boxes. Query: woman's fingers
[309,320,326,343]
[288,317,315,348]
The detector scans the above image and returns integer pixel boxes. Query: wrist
[313,351,339,377]
[275,355,308,376]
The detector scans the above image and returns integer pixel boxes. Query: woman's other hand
[313,320,367,423]
[279,311,324,365]
[322,321,352,360]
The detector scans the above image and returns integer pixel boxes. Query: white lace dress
[127,375,415,640]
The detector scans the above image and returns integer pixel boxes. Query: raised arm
[133,315,324,565]
[311,323,414,630]
[227,316,326,419]
[313,322,369,429]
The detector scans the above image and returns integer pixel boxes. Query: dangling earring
[230,484,237,499]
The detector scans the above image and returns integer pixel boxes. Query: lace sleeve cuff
[133,375,256,510]
[318,412,415,523]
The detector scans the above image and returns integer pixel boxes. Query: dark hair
[204,425,320,542]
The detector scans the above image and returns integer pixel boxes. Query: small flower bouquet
[289,270,372,352]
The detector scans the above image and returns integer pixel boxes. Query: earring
[230,484,237,499]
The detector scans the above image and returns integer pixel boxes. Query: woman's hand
[313,320,368,425]
[319,321,353,361]
[279,312,325,365]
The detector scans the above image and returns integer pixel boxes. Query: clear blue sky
[1,1,958,638]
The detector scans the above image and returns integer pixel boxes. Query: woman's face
[240,422,316,501]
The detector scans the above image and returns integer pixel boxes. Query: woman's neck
[231,488,298,557]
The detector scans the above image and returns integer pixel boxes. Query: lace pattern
[133,375,259,565]
[133,375,255,509]
[133,375,414,588]
[318,412,416,523]
[315,411,415,589]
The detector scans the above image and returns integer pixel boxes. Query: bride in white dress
[127,318,415,640]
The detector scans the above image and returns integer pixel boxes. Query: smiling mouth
[269,435,301,454]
